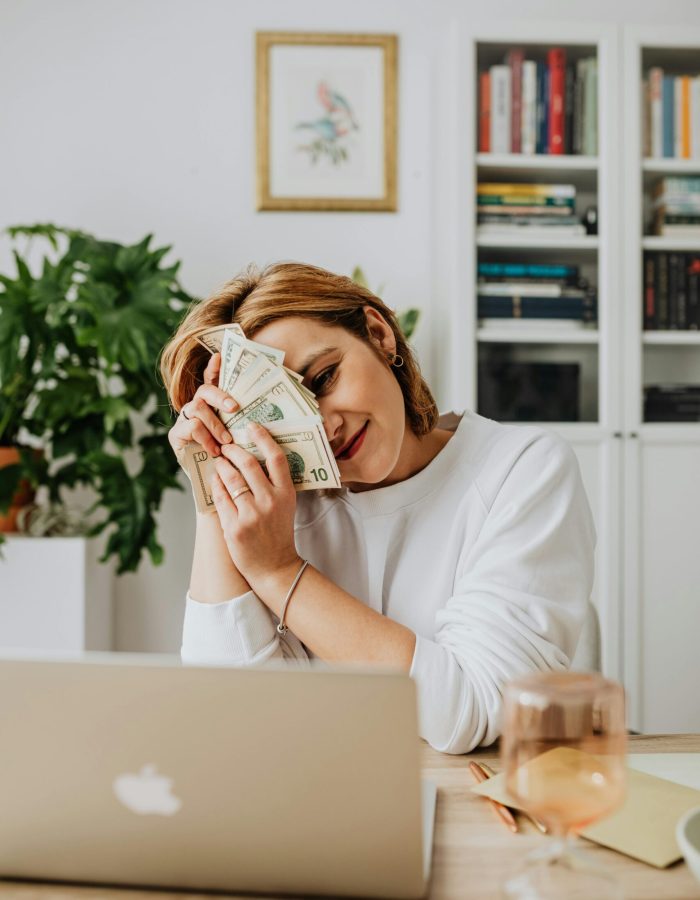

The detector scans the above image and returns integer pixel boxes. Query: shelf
[642,158,700,174]
[477,234,598,250]
[476,154,599,182]
[643,331,700,344]
[642,236,700,251]
[478,328,599,344]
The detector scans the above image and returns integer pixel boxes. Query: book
[663,75,675,158]
[476,205,574,216]
[521,60,537,155]
[506,49,524,153]
[564,63,575,154]
[536,60,548,154]
[674,76,683,158]
[693,77,700,159]
[478,262,580,280]
[681,75,691,159]
[478,194,575,207]
[583,58,598,155]
[574,58,586,154]
[644,254,656,329]
[479,71,491,152]
[548,48,566,154]
[477,224,587,237]
[478,282,569,297]
[477,182,576,198]
[490,65,511,154]
[649,67,663,158]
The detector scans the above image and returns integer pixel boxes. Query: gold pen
[469,761,518,833]
[477,762,548,834]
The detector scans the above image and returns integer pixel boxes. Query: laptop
[0,652,437,898]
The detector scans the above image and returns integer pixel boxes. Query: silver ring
[231,486,252,501]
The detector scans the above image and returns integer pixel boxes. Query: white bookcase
[622,26,700,733]
[439,19,700,733]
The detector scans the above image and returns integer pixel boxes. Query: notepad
[471,750,700,867]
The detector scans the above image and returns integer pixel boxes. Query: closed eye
[311,364,338,395]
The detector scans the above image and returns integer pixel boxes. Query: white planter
[0,536,113,651]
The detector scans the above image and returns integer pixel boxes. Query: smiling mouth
[335,421,369,461]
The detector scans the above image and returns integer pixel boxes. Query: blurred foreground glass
[501,672,626,900]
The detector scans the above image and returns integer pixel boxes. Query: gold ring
[231,486,252,501]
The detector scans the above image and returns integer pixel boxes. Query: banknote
[221,370,316,431]
[195,322,245,354]
[183,418,341,513]
[230,418,341,491]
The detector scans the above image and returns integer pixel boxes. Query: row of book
[643,251,700,330]
[649,177,700,238]
[479,49,598,156]
[477,182,586,237]
[643,68,700,159]
[477,261,597,328]
[644,385,700,422]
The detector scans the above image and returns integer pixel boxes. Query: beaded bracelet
[276,559,309,636]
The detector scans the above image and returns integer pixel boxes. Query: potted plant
[0,224,190,573]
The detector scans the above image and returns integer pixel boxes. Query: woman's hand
[168,352,239,464]
[211,422,300,589]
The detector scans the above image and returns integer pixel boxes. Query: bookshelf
[622,26,700,734]
[438,21,700,734]
[439,20,621,700]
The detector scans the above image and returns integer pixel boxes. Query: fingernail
[212,446,221,457]
[224,398,237,411]
[221,431,232,443]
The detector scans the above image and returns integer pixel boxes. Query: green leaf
[0,463,22,514]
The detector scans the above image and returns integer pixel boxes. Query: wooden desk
[1,734,698,900]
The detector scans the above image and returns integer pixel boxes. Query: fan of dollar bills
[183,323,341,513]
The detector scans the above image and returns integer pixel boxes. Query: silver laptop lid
[0,653,429,898]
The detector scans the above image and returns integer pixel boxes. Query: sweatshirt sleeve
[409,430,596,755]
[180,589,311,667]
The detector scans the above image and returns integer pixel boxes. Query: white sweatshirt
[181,410,596,755]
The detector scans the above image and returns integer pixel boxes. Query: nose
[320,402,343,446]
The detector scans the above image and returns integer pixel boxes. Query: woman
[161,262,595,754]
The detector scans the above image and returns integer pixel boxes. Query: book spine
[477,182,575,197]
[681,75,691,159]
[674,77,682,159]
[658,252,669,328]
[583,58,598,156]
[478,262,578,279]
[547,48,566,154]
[649,67,663,158]
[478,194,574,207]
[479,71,491,153]
[490,65,511,154]
[507,49,524,153]
[536,61,547,154]
[688,258,700,328]
[662,75,675,158]
[678,253,688,328]
[521,61,537,155]
[693,77,700,160]
[669,252,679,329]
[564,63,575,154]
[574,59,586,154]
[644,253,656,330]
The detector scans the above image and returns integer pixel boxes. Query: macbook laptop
[0,652,437,898]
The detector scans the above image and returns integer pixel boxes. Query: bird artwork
[294,80,360,165]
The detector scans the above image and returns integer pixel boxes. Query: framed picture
[256,31,398,211]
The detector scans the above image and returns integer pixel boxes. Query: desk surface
[1,734,698,900]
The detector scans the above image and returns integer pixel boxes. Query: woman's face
[251,309,407,487]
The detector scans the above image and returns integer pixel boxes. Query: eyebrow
[297,345,337,378]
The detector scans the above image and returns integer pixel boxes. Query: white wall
[2,0,699,652]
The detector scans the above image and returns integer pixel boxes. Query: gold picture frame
[256,31,398,212]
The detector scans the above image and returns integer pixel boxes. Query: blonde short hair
[160,261,438,436]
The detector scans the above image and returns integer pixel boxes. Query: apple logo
[113,764,182,816]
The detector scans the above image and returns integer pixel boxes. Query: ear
[363,306,396,355]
